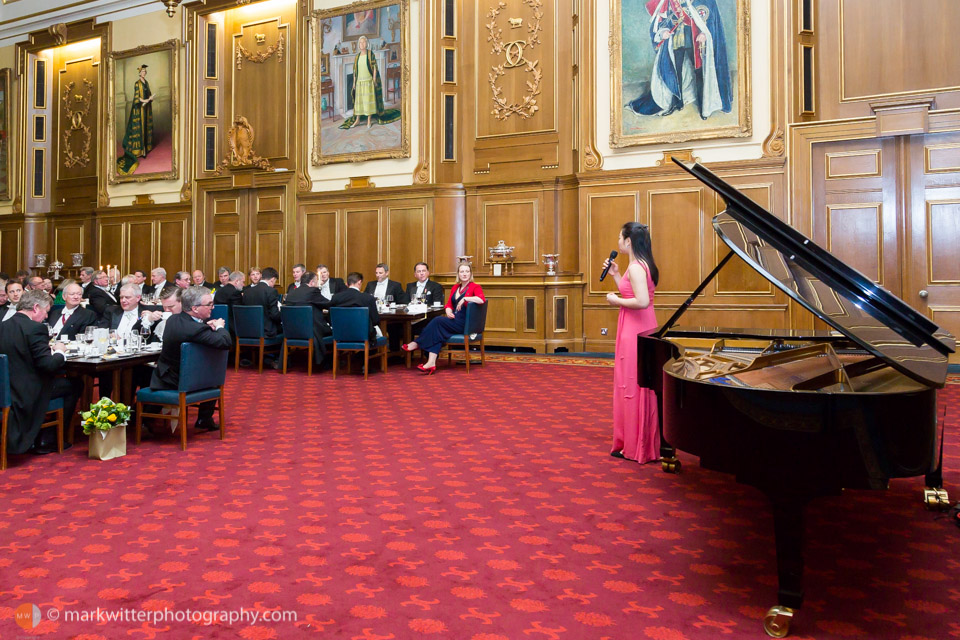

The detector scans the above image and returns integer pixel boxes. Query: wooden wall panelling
[908,130,960,363]
[464,0,573,180]
[158,219,188,273]
[648,187,704,297]
[212,192,242,272]
[0,226,23,275]
[302,208,338,275]
[345,208,381,280]
[481,197,539,269]
[387,206,428,285]
[254,187,285,275]
[53,223,85,266]
[432,187,466,275]
[126,222,155,272]
[97,222,125,271]
[811,0,960,121]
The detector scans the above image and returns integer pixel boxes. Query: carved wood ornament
[236,32,284,69]
[216,115,272,174]
[486,0,543,120]
[61,79,94,168]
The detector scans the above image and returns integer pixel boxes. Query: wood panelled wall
[3,0,960,354]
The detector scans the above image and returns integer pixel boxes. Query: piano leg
[763,496,807,638]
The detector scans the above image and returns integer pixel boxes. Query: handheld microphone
[599,250,618,282]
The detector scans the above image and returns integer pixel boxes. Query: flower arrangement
[81,397,131,435]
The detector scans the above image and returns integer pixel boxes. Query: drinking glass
[140,324,152,346]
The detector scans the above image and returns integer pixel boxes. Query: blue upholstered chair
[280,305,318,375]
[232,305,283,373]
[444,302,488,373]
[212,304,230,335]
[0,354,65,470]
[329,307,388,380]
[134,343,228,451]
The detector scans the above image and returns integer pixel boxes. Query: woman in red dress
[603,222,660,463]
[403,263,485,374]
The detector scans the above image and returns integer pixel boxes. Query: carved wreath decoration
[236,31,285,70]
[486,0,543,120]
[216,115,272,174]
[61,79,94,169]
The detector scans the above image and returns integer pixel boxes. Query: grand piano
[639,160,955,637]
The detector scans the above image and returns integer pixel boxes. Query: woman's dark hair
[621,222,659,286]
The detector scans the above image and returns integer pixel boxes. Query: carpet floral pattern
[0,361,958,639]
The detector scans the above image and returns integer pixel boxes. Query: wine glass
[83,327,96,353]
[386,294,394,308]
[140,323,152,347]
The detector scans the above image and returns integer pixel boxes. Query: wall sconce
[161,0,181,17]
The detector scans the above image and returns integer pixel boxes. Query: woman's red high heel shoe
[401,343,415,352]
[417,363,436,375]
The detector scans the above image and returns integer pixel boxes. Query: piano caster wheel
[923,487,950,511]
[763,606,794,638]
[661,457,681,474]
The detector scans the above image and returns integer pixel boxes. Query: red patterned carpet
[1,359,958,639]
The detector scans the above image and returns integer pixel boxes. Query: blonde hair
[456,263,474,288]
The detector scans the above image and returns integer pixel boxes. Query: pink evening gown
[611,260,659,463]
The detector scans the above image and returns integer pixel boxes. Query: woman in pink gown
[603,222,660,463]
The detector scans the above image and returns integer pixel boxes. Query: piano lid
[674,159,955,388]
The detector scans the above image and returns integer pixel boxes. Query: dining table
[378,305,445,368]
[61,346,162,443]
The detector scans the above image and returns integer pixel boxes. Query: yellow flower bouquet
[81,397,132,435]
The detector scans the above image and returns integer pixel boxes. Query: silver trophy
[71,252,85,267]
[542,253,559,276]
[35,253,48,268]
[47,260,64,281]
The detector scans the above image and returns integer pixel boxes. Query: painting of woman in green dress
[116,64,155,175]
[340,35,400,130]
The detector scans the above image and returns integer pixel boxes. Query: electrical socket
[600,328,608,336]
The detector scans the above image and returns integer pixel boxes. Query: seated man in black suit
[330,272,380,341]
[214,266,231,293]
[140,286,182,343]
[286,263,306,295]
[174,271,191,289]
[24,276,44,291]
[2,280,23,322]
[213,270,244,307]
[0,290,81,455]
[149,286,231,432]
[317,264,346,301]
[241,267,281,337]
[364,263,407,304]
[143,267,174,297]
[79,267,95,296]
[47,282,97,340]
[86,269,120,320]
[192,269,216,290]
[100,284,146,334]
[284,270,331,366]
[243,267,262,294]
[406,262,445,306]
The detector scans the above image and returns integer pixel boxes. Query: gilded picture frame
[610,0,751,147]
[106,39,179,184]
[0,68,12,200]
[311,0,410,166]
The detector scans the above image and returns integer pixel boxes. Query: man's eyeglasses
[197,302,215,307]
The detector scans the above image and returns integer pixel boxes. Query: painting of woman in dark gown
[116,64,154,176]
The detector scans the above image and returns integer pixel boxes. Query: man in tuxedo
[406,262,445,306]
[364,263,407,304]
[192,269,216,290]
[0,285,8,308]
[24,276,44,291]
[143,267,173,297]
[286,263,306,295]
[331,272,380,341]
[174,271,191,289]
[213,271,244,307]
[141,287,182,342]
[79,267,95,296]
[149,287,231,432]
[86,269,119,319]
[0,290,81,455]
[214,267,231,292]
[284,270,331,366]
[47,282,97,340]
[100,284,146,334]
[131,270,147,295]
[2,280,23,321]
[241,266,281,339]
[316,264,346,302]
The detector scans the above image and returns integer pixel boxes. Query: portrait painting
[610,0,751,147]
[312,0,409,166]
[107,40,179,183]
[0,68,11,200]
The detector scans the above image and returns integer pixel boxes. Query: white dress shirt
[53,307,76,337]
[320,280,332,300]
[374,279,389,301]
[116,309,139,335]
[2,305,17,322]
[414,281,426,299]
[144,311,172,342]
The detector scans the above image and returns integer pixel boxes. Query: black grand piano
[639,160,955,638]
